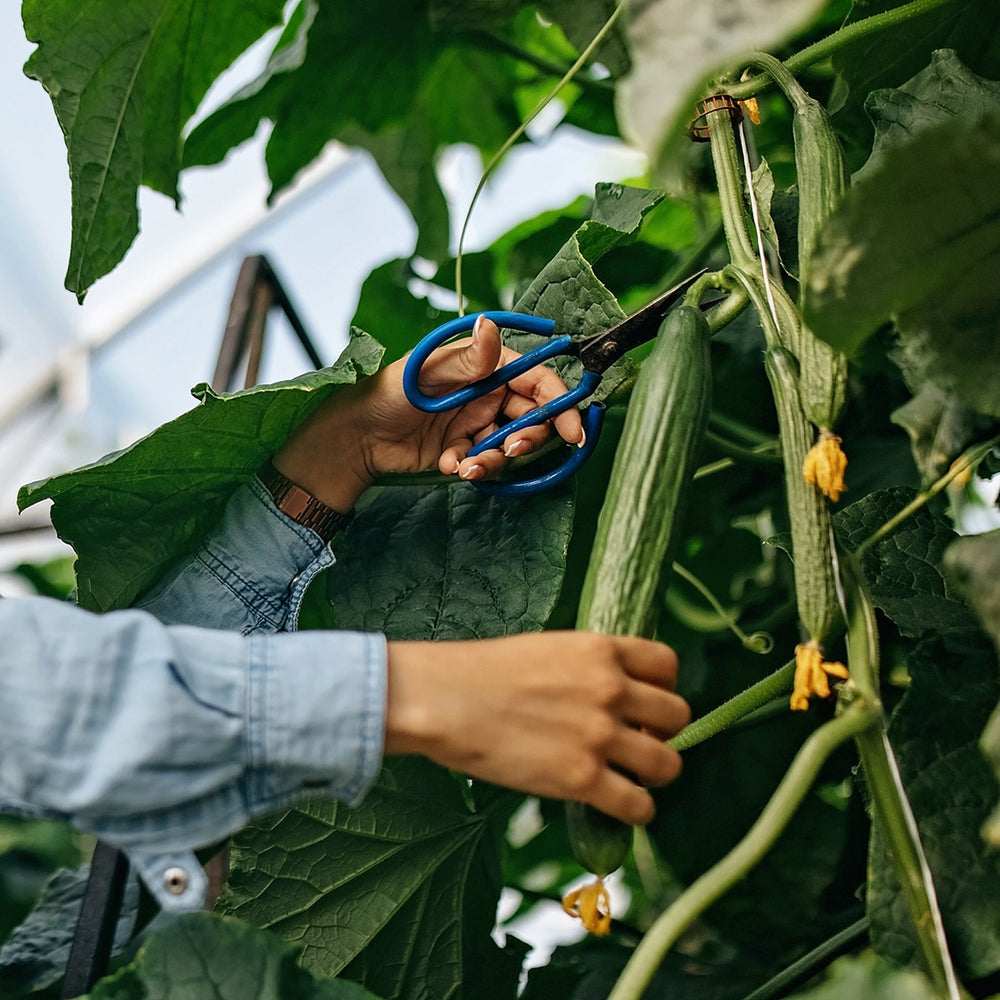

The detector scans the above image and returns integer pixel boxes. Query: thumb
[419,314,502,394]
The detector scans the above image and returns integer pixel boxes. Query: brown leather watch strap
[256,460,349,542]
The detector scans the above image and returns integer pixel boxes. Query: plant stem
[612,701,878,1000]
[739,917,869,1000]
[836,550,962,999]
[668,660,794,752]
[705,110,758,270]
[725,0,960,100]
[855,432,1000,560]
[454,1,625,309]
[671,561,774,653]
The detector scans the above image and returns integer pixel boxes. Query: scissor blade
[577,268,707,372]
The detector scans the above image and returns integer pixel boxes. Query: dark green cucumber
[567,303,713,875]
[576,303,713,639]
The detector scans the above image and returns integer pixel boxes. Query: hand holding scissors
[403,270,705,496]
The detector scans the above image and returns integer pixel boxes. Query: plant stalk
[612,701,878,1000]
[855,431,1000,560]
[668,660,794,752]
[836,550,962,999]
[725,0,960,100]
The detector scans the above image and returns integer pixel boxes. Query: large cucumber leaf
[219,760,522,1000]
[83,911,385,1000]
[17,333,384,613]
[21,0,287,300]
[802,53,1000,418]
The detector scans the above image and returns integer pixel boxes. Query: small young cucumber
[565,800,634,877]
[748,53,849,435]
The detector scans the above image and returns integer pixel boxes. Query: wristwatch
[256,460,350,542]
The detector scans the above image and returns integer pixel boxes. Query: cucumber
[566,303,712,881]
[576,304,713,639]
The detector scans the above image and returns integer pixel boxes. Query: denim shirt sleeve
[0,479,387,912]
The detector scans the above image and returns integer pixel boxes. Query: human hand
[383,631,689,825]
[272,316,584,512]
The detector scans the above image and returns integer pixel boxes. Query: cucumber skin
[565,304,712,876]
[566,800,634,877]
[576,304,713,640]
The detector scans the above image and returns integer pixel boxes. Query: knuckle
[563,754,602,796]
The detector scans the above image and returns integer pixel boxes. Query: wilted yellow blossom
[740,97,761,125]
[791,640,849,711]
[803,431,847,502]
[562,878,612,936]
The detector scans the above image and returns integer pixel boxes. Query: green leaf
[832,0,1000,126]
[509,182,664,392]
[184,1,539,262]
[785,952,938,1000]
[858,49,1000,181]
[22,0,287,298]
[802,116,1000,417]
[324,481,574,640]
[218,760,518,1000]
[0,866,138,996]
[833,487,974,638]
[83,911,384,999]
[615,0,827,176]
[867,629,1000,980]
[890,382,998,485]
[17,333,383,612]
[943,529,1000,848]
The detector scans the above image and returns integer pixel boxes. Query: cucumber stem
[855,431,1000,560]
[836,550,962,999]
[724,0,960,101]
[611,701,878,1000]
[668,660,795,752]
[454,1,625,310]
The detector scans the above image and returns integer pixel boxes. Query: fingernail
[450,459,461,474]
[577,428,587,449]
[504,439,527,457]
[472,314,485,347]
[460,464,484,481]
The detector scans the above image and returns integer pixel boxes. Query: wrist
[272,383,376,512]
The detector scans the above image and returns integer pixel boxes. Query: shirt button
[163,866,190,895]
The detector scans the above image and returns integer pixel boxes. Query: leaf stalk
[612,700,878,1000]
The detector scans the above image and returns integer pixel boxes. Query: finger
[584,767,659,826]
[614,636,680,689]
[502,355,585,444]
[609,726,684,789]
[621,684,691,740]
[418,315,503,395]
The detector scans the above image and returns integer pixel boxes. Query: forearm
[0,595,386,853]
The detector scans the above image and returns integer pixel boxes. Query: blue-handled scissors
[402,270,706,496]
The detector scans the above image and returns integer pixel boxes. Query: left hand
[273,315,584,511]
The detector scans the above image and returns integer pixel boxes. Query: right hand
[383,631,690,825]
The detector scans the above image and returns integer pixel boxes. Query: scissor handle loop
[472,402,606,498]
[403,311,560,412]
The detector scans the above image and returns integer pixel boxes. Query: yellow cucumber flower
[791,640,849,711]
[803,430,848,502]
[562,877,612,936]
